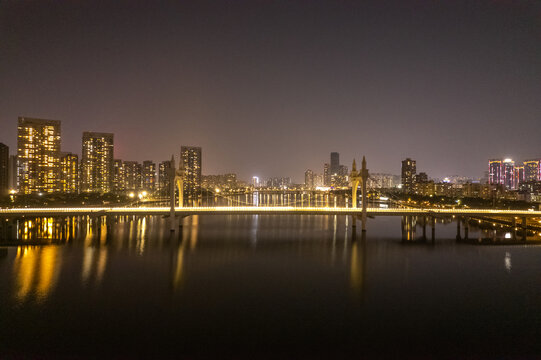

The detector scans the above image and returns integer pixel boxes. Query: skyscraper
[8,155,17,192]
[514,165,524,189]
[81,132,114,193]
[502,159,515,189]
[60,152,79,193]
[123,161,142,192]
[489,159,502,185]
[524,160,540,182]
[0,143,8,196]
[113,159,125,193]
[330,152,340,175]
[304,169,314,189]
[181,146,202,197]
[158,160,172,195]
[323,163,330,186]
[401,158,416,193]
[17,117,61,194]
[142,160,156,191]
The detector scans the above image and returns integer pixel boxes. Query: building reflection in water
[349,232,366,300]
[12,246,62,303]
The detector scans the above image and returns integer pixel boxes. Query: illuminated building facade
[502,159,515,189]
[323,163,330,186]
[488,159,502,185]
[158,160,171,195]
[305,169,314,189]
[142,160,156,191]
[524,160,540,182]
[0,143,8,195]
[180,146,202,197]
[17,117,61,194]
[202,174,238,190]
[59,152,79,193]
[113,159,125,193]
[8,155,17,192]
[81,132,114,193]
[123,161,142,192]
[401,158,416,193]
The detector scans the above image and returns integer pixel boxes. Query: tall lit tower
[142,160,156,191]
[401,158,416,193]
[17,117,61,194]
[523,160,540,182]
[60,152,79,193]
[502,159,515,189]
[304,169,314,189]
[181,146,202,197]
[488,159,502,185]
[330,152,340,175]
[81,132,114,193]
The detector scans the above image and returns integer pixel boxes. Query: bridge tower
[169,154,186,232]
[350,156,369,232]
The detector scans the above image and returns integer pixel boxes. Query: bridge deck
[0,207,540,217]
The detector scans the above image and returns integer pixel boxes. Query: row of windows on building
[0,117,202,196]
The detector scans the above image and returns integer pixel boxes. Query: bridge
[2,156,540,242]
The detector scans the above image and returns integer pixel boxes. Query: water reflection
[12,246,61,303]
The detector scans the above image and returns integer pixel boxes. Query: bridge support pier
[464,217,469,241]
[431,217,436,243]
[456,217,461,242]
[512,217,517,240]
[422,216,427,242]
[522,217,527,242]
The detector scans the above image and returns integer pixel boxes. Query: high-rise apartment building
[158,160,172,195]
[323,163,330,186]
[489,159,515,189]
[59,152,79,193]
[0,143,8,195]
[489,159,502,185]
[113,159,125,193]
[401,158,416,193]
[304,169,314,189]
[123,161,142,192]
[17,117,61,194]
[81,132,114,193]
[524,160,540,182]
[180,146,202,197]
[142,160,156,191]
[502,159,515,189]
[514,165,524,189]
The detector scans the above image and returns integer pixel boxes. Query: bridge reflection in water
[1,214,371,304]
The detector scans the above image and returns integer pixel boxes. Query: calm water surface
[1,210,541,358]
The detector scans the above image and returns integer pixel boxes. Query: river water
[1,195,541,358]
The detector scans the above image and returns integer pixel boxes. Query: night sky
[1,0,540,182]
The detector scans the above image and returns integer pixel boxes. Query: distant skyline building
[123,161,142,192]
[17,117,61,194]
[59,152,78,194]
[330,152,340,175]
[323,163,330,186]
[524,160,540,182]
[514,165,524,189]
[401,158,417,193]
[181,146,202,197]
[158,160,172,195]
[142,160,156,191]
[502,159,515,189]
[489,159,502,185]
[304,169,314,189]
[113,159,125,193]
[81,132,114,193]
[0,143,8,195]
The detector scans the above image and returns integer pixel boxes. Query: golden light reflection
[349,239,365,299]
[13,246,61,303]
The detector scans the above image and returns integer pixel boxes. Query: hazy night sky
[1,0,540,182]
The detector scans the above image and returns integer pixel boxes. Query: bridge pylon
[169,154,186,232]
[350,156,369,232]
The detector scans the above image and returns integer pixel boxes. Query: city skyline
[1,1,540,181]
